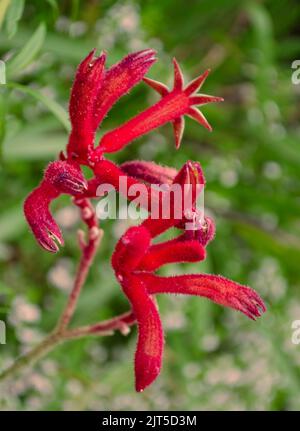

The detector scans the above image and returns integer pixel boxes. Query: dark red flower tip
[44,161,87,195]
[140,273,266,320]
[24,181,64,253]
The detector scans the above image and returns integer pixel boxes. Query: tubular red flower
[88,159,177,209]
[121,275,163,393]
[121,160,177,185]
[92,49,157,130]
[111,226,151,276]
[120,161,215,247]
[137,239,206,271]
[90,158,193,220]
[91,159,153,210]
[67,50,106,161]
[94,58,223,155]
[25,160,87,252]
[24,181,63,253]
[139,273,266,320]
[111,221,265,392]
[142,160,205,237]
[112,227,163,392]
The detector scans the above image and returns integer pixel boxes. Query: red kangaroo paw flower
[91,159,177,217]
[95,58,222,155]
[92,159,148,194]
[87,160,182,224]
[112,226,151,276]
[121,160,177,185]
[22,49,266,393]
[144,59,223,147]
[112,228,163,391]
[92,49,157,129]
[140,273,266,320]
[24,181,63,253]
[67,50,106,161]
[25,161,87,252]
[137,239,206,272]
[120,160,211,244]
[44,161,87,195]
[142,160,205,238]
[121,275,163,392]
[91,159,152,208]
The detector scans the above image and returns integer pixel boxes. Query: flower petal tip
[24,182,65,253]
[172,57,184,90]
[41,230,64,253]
[173,116,185,149]
[45,161,88,195]
[135,361,161,393]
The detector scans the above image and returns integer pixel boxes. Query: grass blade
[6,82,70,131]
[6,22,46,78]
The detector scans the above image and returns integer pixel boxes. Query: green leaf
[71,0,80,21]
[4,128,66,160]
[234,221,300,274]
[6,22,46,78]
[2,116,66,160]
[5,0,24,39]
[5,82,70,131]
[245,2,274,64]
[0,0,11,29]
[0,90,6,161]
[46,0,58,11]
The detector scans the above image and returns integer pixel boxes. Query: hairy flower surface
[23,49,266,392]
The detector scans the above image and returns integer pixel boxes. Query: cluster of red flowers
[24,49,266,392]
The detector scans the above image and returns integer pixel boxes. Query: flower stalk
[0,198,135,384]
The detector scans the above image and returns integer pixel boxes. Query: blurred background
[1,0,300,411]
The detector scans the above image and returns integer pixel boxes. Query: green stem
[0,332,62,383]
[0,310,136,384]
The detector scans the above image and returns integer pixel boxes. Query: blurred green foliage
[1,0,300,411]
